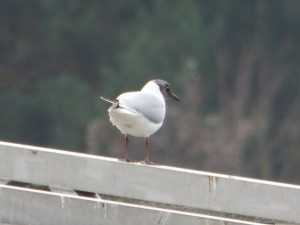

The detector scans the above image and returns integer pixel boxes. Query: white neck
[141,81,164,101]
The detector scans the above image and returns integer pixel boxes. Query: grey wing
[118,92,165,124]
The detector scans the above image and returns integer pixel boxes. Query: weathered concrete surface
[0,141,299,223]
[0,184,268,225]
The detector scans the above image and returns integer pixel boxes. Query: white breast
[109,107,163,137]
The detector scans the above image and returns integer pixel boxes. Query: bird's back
[108,91,165,137]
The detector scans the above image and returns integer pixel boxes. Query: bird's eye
[165,86,170,92]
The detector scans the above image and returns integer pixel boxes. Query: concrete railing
[0,141,299,225]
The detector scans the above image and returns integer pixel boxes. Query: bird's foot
[140,159,155,165]
[119,158,132,163]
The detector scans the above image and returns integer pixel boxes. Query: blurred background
[1,0,300,184]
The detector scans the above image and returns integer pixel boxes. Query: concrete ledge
[0,184,268,225]
[0,141,299,223]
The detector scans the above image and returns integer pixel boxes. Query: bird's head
[154,80,180,101]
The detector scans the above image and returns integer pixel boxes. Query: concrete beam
[0,141,299,223]
[0,184,268,225]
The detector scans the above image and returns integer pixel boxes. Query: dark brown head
[154,80,180,101]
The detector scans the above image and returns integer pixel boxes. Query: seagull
[100,79,179,164]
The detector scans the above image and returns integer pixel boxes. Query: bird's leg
[124,134,130,162]
[144,137,154,165]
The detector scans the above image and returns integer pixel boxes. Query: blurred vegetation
[1,0,300,183]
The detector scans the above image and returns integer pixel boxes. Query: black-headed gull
[101,79,179,164]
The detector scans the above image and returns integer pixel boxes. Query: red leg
[124,134,130,162]
[144,137,153,164]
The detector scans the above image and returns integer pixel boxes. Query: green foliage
[0,75,97,150]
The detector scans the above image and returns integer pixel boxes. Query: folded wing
[117,92,166,124]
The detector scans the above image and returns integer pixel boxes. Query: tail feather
[99,96,137,114]
[99,96,116,104]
